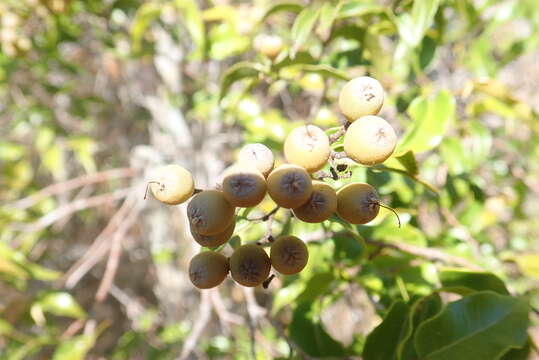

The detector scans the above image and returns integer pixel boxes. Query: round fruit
[254,34,283,59]
[284,125,330,173]
[344,115,397,165]
[336,183,380,224]
[222,165,267,207]
[270,236,309,275]
[150,164,194,205]
[229,244,271,287]
[266,164,313,208]
[187,190,235,235]
[338,76,384,121]
[292,180,337,223]
[191,217,235,248]
[188,251,229,289]
[238,143,275,177]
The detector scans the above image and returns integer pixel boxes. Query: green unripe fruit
[187,190,235,235]
[150,164,194,205]
[336,183,380,224]
[344,115,397,165]
[230,244,271,287]
[270,236,309,275]
[190,217,235,248]
[338,76,384,121]
[284,125,330,173]
[188,251,229,289]
[222,165,267,208]
[292,180,337,223]
[238,143,275,177]
[266,164,313,209]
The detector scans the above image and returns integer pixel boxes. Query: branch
[12,188,132,234]
[179,291,212,360]
[8,168,136,210]
[62,191,138,288]
[363,237,481,270]
[329,126,346,143]
[95,199,143,302]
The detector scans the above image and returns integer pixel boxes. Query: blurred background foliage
[1,0,539,358]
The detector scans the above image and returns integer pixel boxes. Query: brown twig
[8,168,136,210]
[329,126,346,143]
[330,150,348,160]
[179,291,212,360]
[248,206,280,222]
[362,236,481,270]
[313,169,352,180]
[62,191,138,288]
[12,188,132,234]
[95,199,143,302]
[210,288,244,329]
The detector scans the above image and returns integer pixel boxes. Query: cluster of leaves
[1,0,539,358]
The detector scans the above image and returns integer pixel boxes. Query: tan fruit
[187,190,235,235]
[222,165,267,207]
[191,217,236,248]
[150,164,194,205]
[266,164,313,208]
[336,183,380,224]
[188,251,229,289]
[344,115,397,165]
[238,143,275,177]
[230,244,271,287]
[292,180,337,223]
[254,34,283,59]
[270,236,309,275]
[338,76,384,121]
[284,125,330,173]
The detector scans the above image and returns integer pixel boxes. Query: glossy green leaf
[261,2,303,21]
[317,1,342,39]
[219,62,266,100]
[439,268,509,295]
[397,90,455,154]
[272,281,306,315]
[289,302,346,357]
[290,7,320,58]
[415,292,529,360]
[296,272,334,304]
[397,0,440,47]
[363,301,409,360]
[398,294,443,360]
[293,64,351,81]
[36,292,86,319]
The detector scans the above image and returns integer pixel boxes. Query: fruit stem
[376,202,401,228]
[144,181,161,200]
[330,150,348,160]
[329,126,346,143]
[263,274,276,289]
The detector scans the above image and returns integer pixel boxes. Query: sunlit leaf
[397,0,440,47]
[219,62,266,100]
[415,292,529,360]
[439,268,509,295]
[261,2,303,21]
[173,0,206,59]
[290,7,321,58]
[36,292,86,319]
[514,254,539,278]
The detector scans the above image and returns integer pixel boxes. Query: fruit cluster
[147,76,398,289]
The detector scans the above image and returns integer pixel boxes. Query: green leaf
[36,292,86,319]
[52,335,95,360]
[395,150,419,176]
[288,64,351,81]
[130,2,162,54]
[514,254,539,278]
[261,2,303,21]
[173,0,206,60]
[289,302,346,357]
[219,62,266,100]
[397,0,440,47]
[272,281,306,315]
[415,292,529,360]
[363,301,409,360]
[398,294,443,360]
[439,268,509,295]
[317,1,342,39]
[295,272,334,304]
[337,1,386,19]
[290,7,321,58]
[397,90,455,154]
